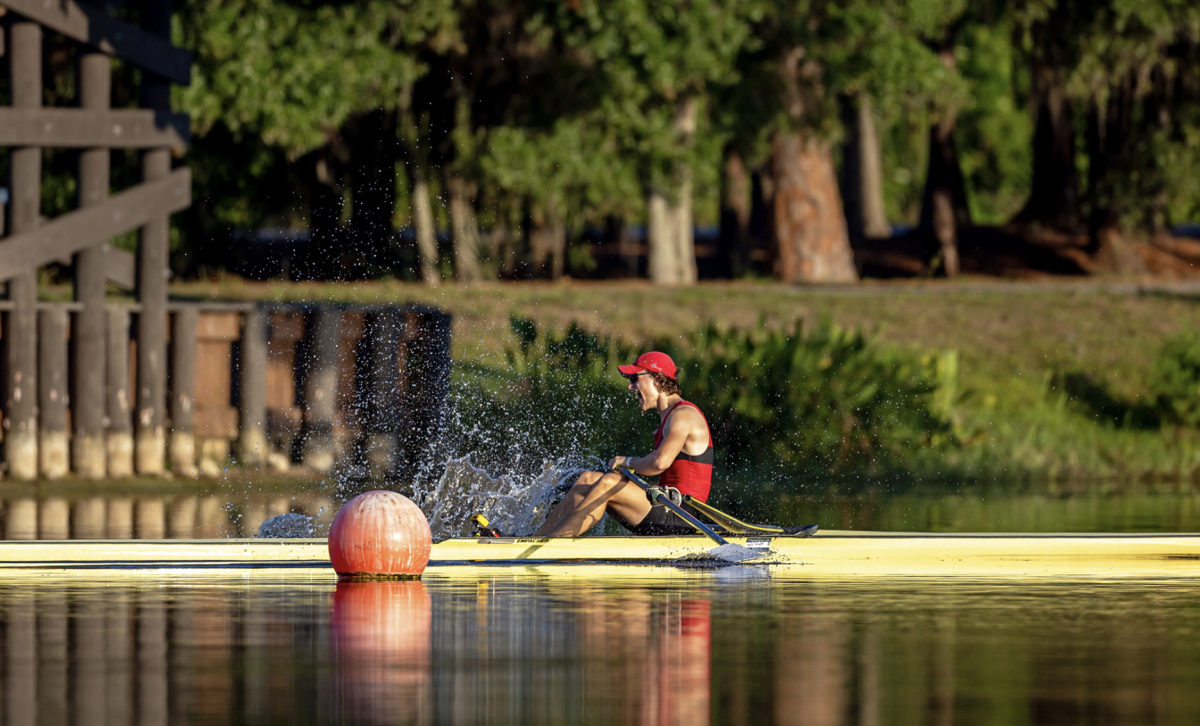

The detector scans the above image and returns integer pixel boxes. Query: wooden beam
[0,108,189,148]
[52,244,137,289]
[0,0,191,85]
[0,169,191,280]
[104,244,135,289]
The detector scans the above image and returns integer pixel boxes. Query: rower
[532,351,714,537]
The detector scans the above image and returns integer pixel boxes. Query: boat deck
[0,531,1196,578]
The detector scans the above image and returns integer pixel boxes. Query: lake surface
[1,481,1198,539]
[0,567,1196,725]
[2,481,1197,724]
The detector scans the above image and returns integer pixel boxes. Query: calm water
[1,484,1199,539]
[0,568,1197,725]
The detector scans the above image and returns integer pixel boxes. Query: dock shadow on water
[1,570,1198,724]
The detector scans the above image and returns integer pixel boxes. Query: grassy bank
[166,278,1200,485]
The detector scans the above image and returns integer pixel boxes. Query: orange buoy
[328,490,432,578]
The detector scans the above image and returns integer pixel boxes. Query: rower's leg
[537,472,652,538]
[533,471,601,536]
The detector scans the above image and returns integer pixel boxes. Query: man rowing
[532,351,714,537]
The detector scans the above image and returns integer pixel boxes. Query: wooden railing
[0,1,192,478]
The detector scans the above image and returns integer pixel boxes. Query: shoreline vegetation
[152,279,1200,503]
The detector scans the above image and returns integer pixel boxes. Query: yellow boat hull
[0,531,1196,578]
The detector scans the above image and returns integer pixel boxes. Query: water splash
[413,456,585,541]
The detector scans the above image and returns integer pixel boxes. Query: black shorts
[615,502,701,536]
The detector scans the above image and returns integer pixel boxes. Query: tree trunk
[1015,76,1079,226]
[720,149,751,276]
[408,162,440,286]
[1015,10,1080,228]
[647,191,678,283]
[840,95,890,240]
[919,48,970,278]
[607,215,638,278]
[444,174,483,282]
[305,150,345,280]
[349,110,397,278]
[749,167,775,273]
[771,132,858,284]
[647,97,698,285]
[1085,76,1145,273]
[529,211,565,280]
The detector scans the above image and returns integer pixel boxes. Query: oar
[615,466,766,563]
[685,496,818,538]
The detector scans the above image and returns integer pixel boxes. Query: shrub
[1149,330,1200,428]
[656,319,951,479]
[445,316,953,488]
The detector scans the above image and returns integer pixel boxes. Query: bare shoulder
[666,404,706,433]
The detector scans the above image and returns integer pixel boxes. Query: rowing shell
[0,531,1197,577]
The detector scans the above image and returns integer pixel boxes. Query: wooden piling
[169,307,198,476]
[106,307,134,478]
[4,21,42,480]
[73,51,111,479]
[301,308,340,472]
[365,308,400,476]
[38,308,70,479]
[134,0,174,475]
[400,308,452,473]
[238,307,269,465]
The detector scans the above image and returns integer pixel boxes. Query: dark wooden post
[238,307,268,465]
[399,308,452,474]
[73,50,111,479]
[38,307,69,478]
[365,308,399,476]
[4,20,42,480]
[106,307,134,477]
[134,0,174,475]
[169,306,197,476]
[301,307,340,472]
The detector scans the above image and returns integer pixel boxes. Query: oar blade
[705,543,768,563]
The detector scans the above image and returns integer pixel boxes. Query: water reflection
[3,485,1200,540]
[0,571,1197,724]
[332,581,432,723]
[0,492,335,539]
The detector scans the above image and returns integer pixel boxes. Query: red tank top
[652,401,714,502]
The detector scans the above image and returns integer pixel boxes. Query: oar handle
[615,466,730,547]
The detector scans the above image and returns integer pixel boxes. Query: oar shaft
[616,467,730,547]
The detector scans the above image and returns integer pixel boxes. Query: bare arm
[610,406,705,476]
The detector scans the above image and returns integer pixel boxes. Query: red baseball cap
[618,351,677,380]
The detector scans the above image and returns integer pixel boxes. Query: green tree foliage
[956,20,1033,225]
[160,0,1200,278]
[173,0,456,262]
[178,0,454,156]
[1014,0,1200,231]
[543,0,756,193]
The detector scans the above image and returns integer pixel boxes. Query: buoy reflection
[331,579,432,724]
